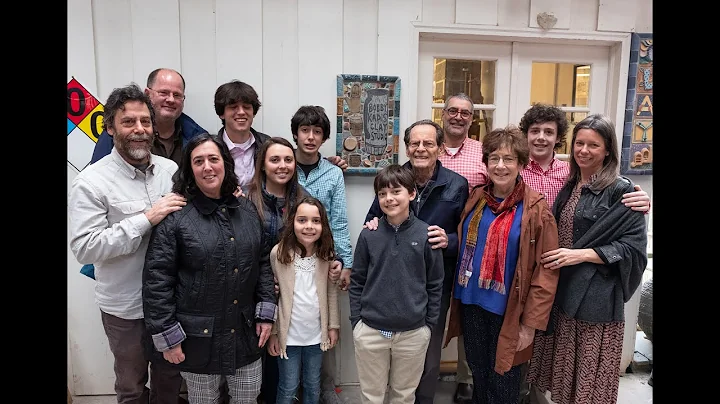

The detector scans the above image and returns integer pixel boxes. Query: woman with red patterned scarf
[444,125,560,404]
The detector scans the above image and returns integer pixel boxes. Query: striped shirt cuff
[152,322,186,352]
[255,302,278,322]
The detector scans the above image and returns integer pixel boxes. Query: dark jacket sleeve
[445,179,469,256]
[364,196,382,224]
[90,131,113,164]
[349,231,369,329]
[250,201,277,317]
[424,239,445,328]
[142,213,179,335]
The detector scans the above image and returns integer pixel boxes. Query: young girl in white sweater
[268,196,340,404]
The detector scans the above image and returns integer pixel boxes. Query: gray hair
[446,93,474,113]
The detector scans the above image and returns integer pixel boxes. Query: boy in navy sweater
[349,164,444,404]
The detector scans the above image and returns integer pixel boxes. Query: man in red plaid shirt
[436,93,483,403]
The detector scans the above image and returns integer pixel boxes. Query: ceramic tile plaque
[336,74,400,175]
[621,33,653,175]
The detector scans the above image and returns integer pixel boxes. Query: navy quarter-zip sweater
[349,212,444,332]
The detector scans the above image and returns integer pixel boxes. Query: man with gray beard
[69,83,187,404]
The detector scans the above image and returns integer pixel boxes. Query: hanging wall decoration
[336,74,400,175]
[621,33,653,175]
[67,77,104,172]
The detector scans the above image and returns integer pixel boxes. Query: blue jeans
[276,344,323,404]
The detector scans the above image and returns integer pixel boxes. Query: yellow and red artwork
[67,77,103,171]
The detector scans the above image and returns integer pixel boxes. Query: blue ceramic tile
[395,79,402,101]
[336,76,344,97]
[394,101,401,117]
[344,74,361,82]
[360,74,376,82]
[628,62,638,79]
[337,116,343,134]
[394,118,400,135]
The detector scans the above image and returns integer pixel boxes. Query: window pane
[433,58,496,105]
[432,109,494,142]
[557,111,589,155]
[530,62,591,108]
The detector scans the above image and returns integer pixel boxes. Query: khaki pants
[353,320,431,404]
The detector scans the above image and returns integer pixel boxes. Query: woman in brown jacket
[444,125,559,403]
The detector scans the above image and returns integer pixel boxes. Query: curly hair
[518,104,569,151]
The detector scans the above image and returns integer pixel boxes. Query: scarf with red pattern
[457,177,525,294]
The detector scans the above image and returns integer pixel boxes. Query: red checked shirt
[521,157,569,209]
[438,137,488,191]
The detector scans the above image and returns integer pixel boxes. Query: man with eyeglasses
[83,69,206,404]
[436,93,485,404]
[69,84,188,404]
[362,119,468,404]
[90,68,208,165]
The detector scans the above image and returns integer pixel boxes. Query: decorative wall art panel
[621,33,653,175]
[336,74,401,175]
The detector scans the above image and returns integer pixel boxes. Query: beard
[116,133,153,161]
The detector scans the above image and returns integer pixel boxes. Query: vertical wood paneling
[597,0,636,32]
[216,0,264,133]
[498,0,530,27]
[529,0,572,29]
[634,0,652,32]
[262,0,299,137]
[569,0,599,31]
[179,0,218,133]
[455,0,498,25]
[343,0,378,74]
[421,0,455,24]
[129,0,182,85]
[298,0,343,157]
[92,0,134,102]
[68,0,98,92]
[377,0,421,128]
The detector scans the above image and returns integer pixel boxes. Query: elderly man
[69,83,187,404]
[363,119,468,404]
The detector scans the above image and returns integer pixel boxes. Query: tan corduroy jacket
[270,244,340,358]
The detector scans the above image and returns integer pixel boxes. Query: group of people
[68,66,650,404]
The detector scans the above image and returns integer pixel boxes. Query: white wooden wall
[67,0,652,394]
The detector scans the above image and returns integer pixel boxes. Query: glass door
[512,42,611,156]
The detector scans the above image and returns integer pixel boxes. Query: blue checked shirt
[297,156,353,268]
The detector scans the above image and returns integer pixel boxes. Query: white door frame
[406,23,638,373]
[406,22,631,147]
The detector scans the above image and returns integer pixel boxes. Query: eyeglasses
[408,140,438,150]
[487,155,518,166]
[149,88,185,101]
[444,107,472,119]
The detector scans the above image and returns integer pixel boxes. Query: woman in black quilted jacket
[143,133,277,403]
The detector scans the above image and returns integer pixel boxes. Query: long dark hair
[171,133,239,197]
[567,114,619,191]
[246,137,303,223]
[277,196,335,264]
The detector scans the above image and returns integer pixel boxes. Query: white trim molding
[406,22,632,135]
